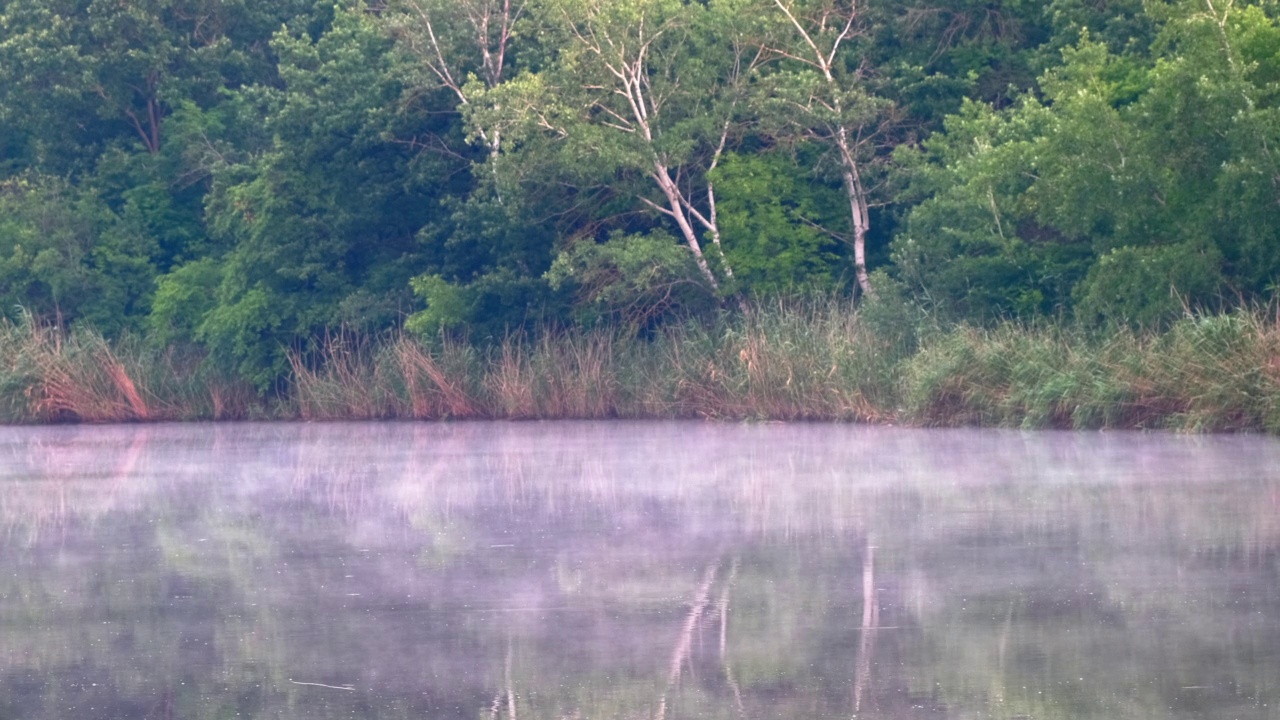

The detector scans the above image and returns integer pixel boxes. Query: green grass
[900,312,1280,432]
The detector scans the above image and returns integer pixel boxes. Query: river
[2,422,1279,719]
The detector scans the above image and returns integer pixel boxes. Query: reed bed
[901,311,1280,431]
[284,297,895,421]
[0,320,255,423]
[4,302,1280,432]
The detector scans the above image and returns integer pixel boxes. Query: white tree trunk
[653,163,721,290]
[768,0,875,296]
[836,130,873,296]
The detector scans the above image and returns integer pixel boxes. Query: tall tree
[748,0,896,295]
[470,0,763,293]
[187,4,453,387]
[382,0,528,157]
[890,0,1280,324]
[0,0,310,169]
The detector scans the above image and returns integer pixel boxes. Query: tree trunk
[836,123,873,297]
[653,162,721,291]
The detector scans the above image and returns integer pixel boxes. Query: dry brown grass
[0,320,256,423]
[289,334,401,420]
[25,327,151,422]
[489,338,538,418]
[392,339,481,419]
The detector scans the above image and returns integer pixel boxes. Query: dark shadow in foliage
[545,231,719,335]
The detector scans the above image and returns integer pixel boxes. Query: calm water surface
[2,422,1280,719]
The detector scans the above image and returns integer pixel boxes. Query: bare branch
[772,0,831,76]
[639,195,678,218]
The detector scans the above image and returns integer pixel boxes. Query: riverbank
[3,301,1279,432]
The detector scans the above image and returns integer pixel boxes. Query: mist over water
[3,422,1279,719]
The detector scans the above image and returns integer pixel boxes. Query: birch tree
[470,0,761,292]
[750,0,894,295]
[381,0,526,156]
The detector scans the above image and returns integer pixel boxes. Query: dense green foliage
[1,0,1278,392]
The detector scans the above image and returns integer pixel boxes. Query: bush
[1073,241,1226,328]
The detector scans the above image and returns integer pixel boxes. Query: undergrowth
[4,300,1280,433]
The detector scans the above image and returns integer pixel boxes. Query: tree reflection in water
[2,422,1279,719]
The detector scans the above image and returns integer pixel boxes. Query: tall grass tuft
[502,330,621,418]
[289,334,400,420]
[392,337,483,419]
[0,318,255,422]
[634,297,899,420]
[900,310,1280,431]
[1155,313,1280,432]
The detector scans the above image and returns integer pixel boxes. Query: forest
[1,0,1279,427]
